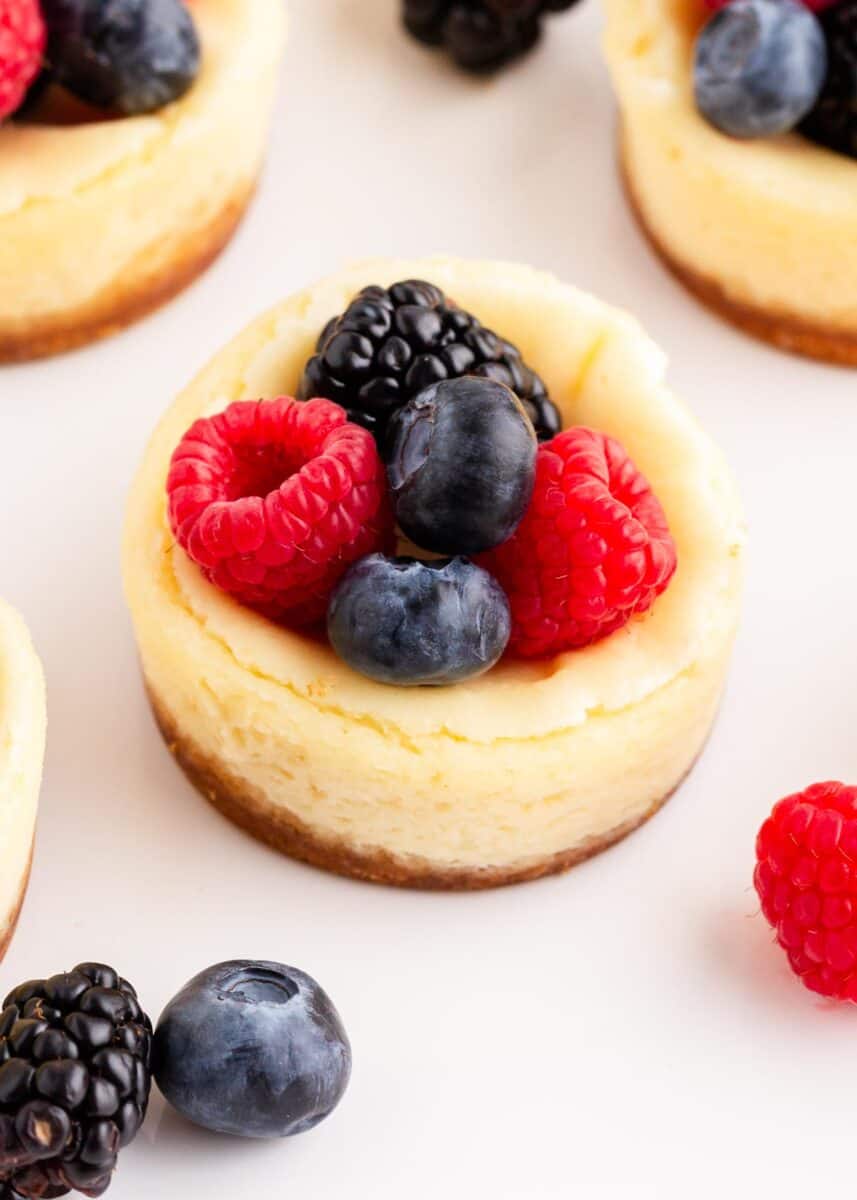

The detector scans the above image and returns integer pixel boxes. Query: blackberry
[800,0,857,159]
[298,279,561,446]
[402,0,582,71]
[0,965,152,1200]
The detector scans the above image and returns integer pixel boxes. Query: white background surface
[3,2,857,1197]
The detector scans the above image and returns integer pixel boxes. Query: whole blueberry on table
[42,0,200,115]
[387,377,537,557]
[152,962,351,1139]
[327,554,511,686]
[694,0,828,138]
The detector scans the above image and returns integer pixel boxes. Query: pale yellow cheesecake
[123,257,745,890]
[604,0,857,365]
[0,0,287,362]
[0,599,46,960]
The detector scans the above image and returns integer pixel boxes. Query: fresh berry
[694,0,828,138]
[402,0,581,71]
[705,0,839,11]
[753,782,857,1001]
[479,427,676,658]
[801,1,857,159]
[327,554,511,685]
[298,279,560,447]
[0,0,46,121]
[167,397,394,628]
[387,377,536,556]
[153,961,351,1139]
[42,0,200,116]
[0,964,152,1199]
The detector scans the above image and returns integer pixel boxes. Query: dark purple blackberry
[402,0,582,71]
[298,280,561,446]
[0,965,152,1200]
[800,1,857,159]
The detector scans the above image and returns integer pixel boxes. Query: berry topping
[298,279,560,447]
[479,427,676,658]
[166,397,394,628]
[0,0,46,121]
[153,961,351,1139]
[754,782,857,1001]
[801,1,857,159]
[327,555,511,685]
[387,377,537,556]
[0,964,151,1199]
[402,0,582,71]
[694,0,828,138]
[41,0,200,116]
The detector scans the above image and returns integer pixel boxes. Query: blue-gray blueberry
[327,554,511,686]
[386,377,537,556]
[152,961,351,1139]
[43,0,200,115]
[694,0,827,138]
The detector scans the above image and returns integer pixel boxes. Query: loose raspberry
[754,782,857,1001]
[166,397,395,627]
[0,0,45,121]
[479,427,676,658]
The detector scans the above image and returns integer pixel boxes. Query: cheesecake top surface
[124,257,746,743]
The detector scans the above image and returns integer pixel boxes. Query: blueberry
[152,961,351,1139]
[387,377,537,556]
[327,554,511,686]
[694,0,827,138]
[43,0,200,116]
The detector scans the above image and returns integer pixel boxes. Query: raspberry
[754,782,857,1001]
[479,427,677,658]
[166,397,395,627]
[0,0,45,121]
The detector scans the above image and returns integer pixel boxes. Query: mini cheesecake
[0,0,286,363]
[123,256,745,890]
[604,0,857,365]
[0,600,46,960]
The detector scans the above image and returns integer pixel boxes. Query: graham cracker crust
[0,180,256,364]
[147,683,696,892]
[621,147,857,368]
[0,846,33,965]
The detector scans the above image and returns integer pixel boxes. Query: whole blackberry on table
[800,0,857,159]
[402,0,582,71]
[299,279,561,447]
[0,964,151,1199]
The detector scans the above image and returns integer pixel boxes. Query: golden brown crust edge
[621,145,857,368]
[0,847,33,965]
[0,180,256,364]
[146,683,701,892]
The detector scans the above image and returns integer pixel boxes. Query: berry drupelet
[801,0,857,159]
[298,279,561,447]
[0,964,152,1199]
[402,0,582,71]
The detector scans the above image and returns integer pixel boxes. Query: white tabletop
[3,2,856,1197]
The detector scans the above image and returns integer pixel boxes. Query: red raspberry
[0,0,45,121]
[167,397,394,627]
[479,427,676,658]
[754,782,857,1001]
